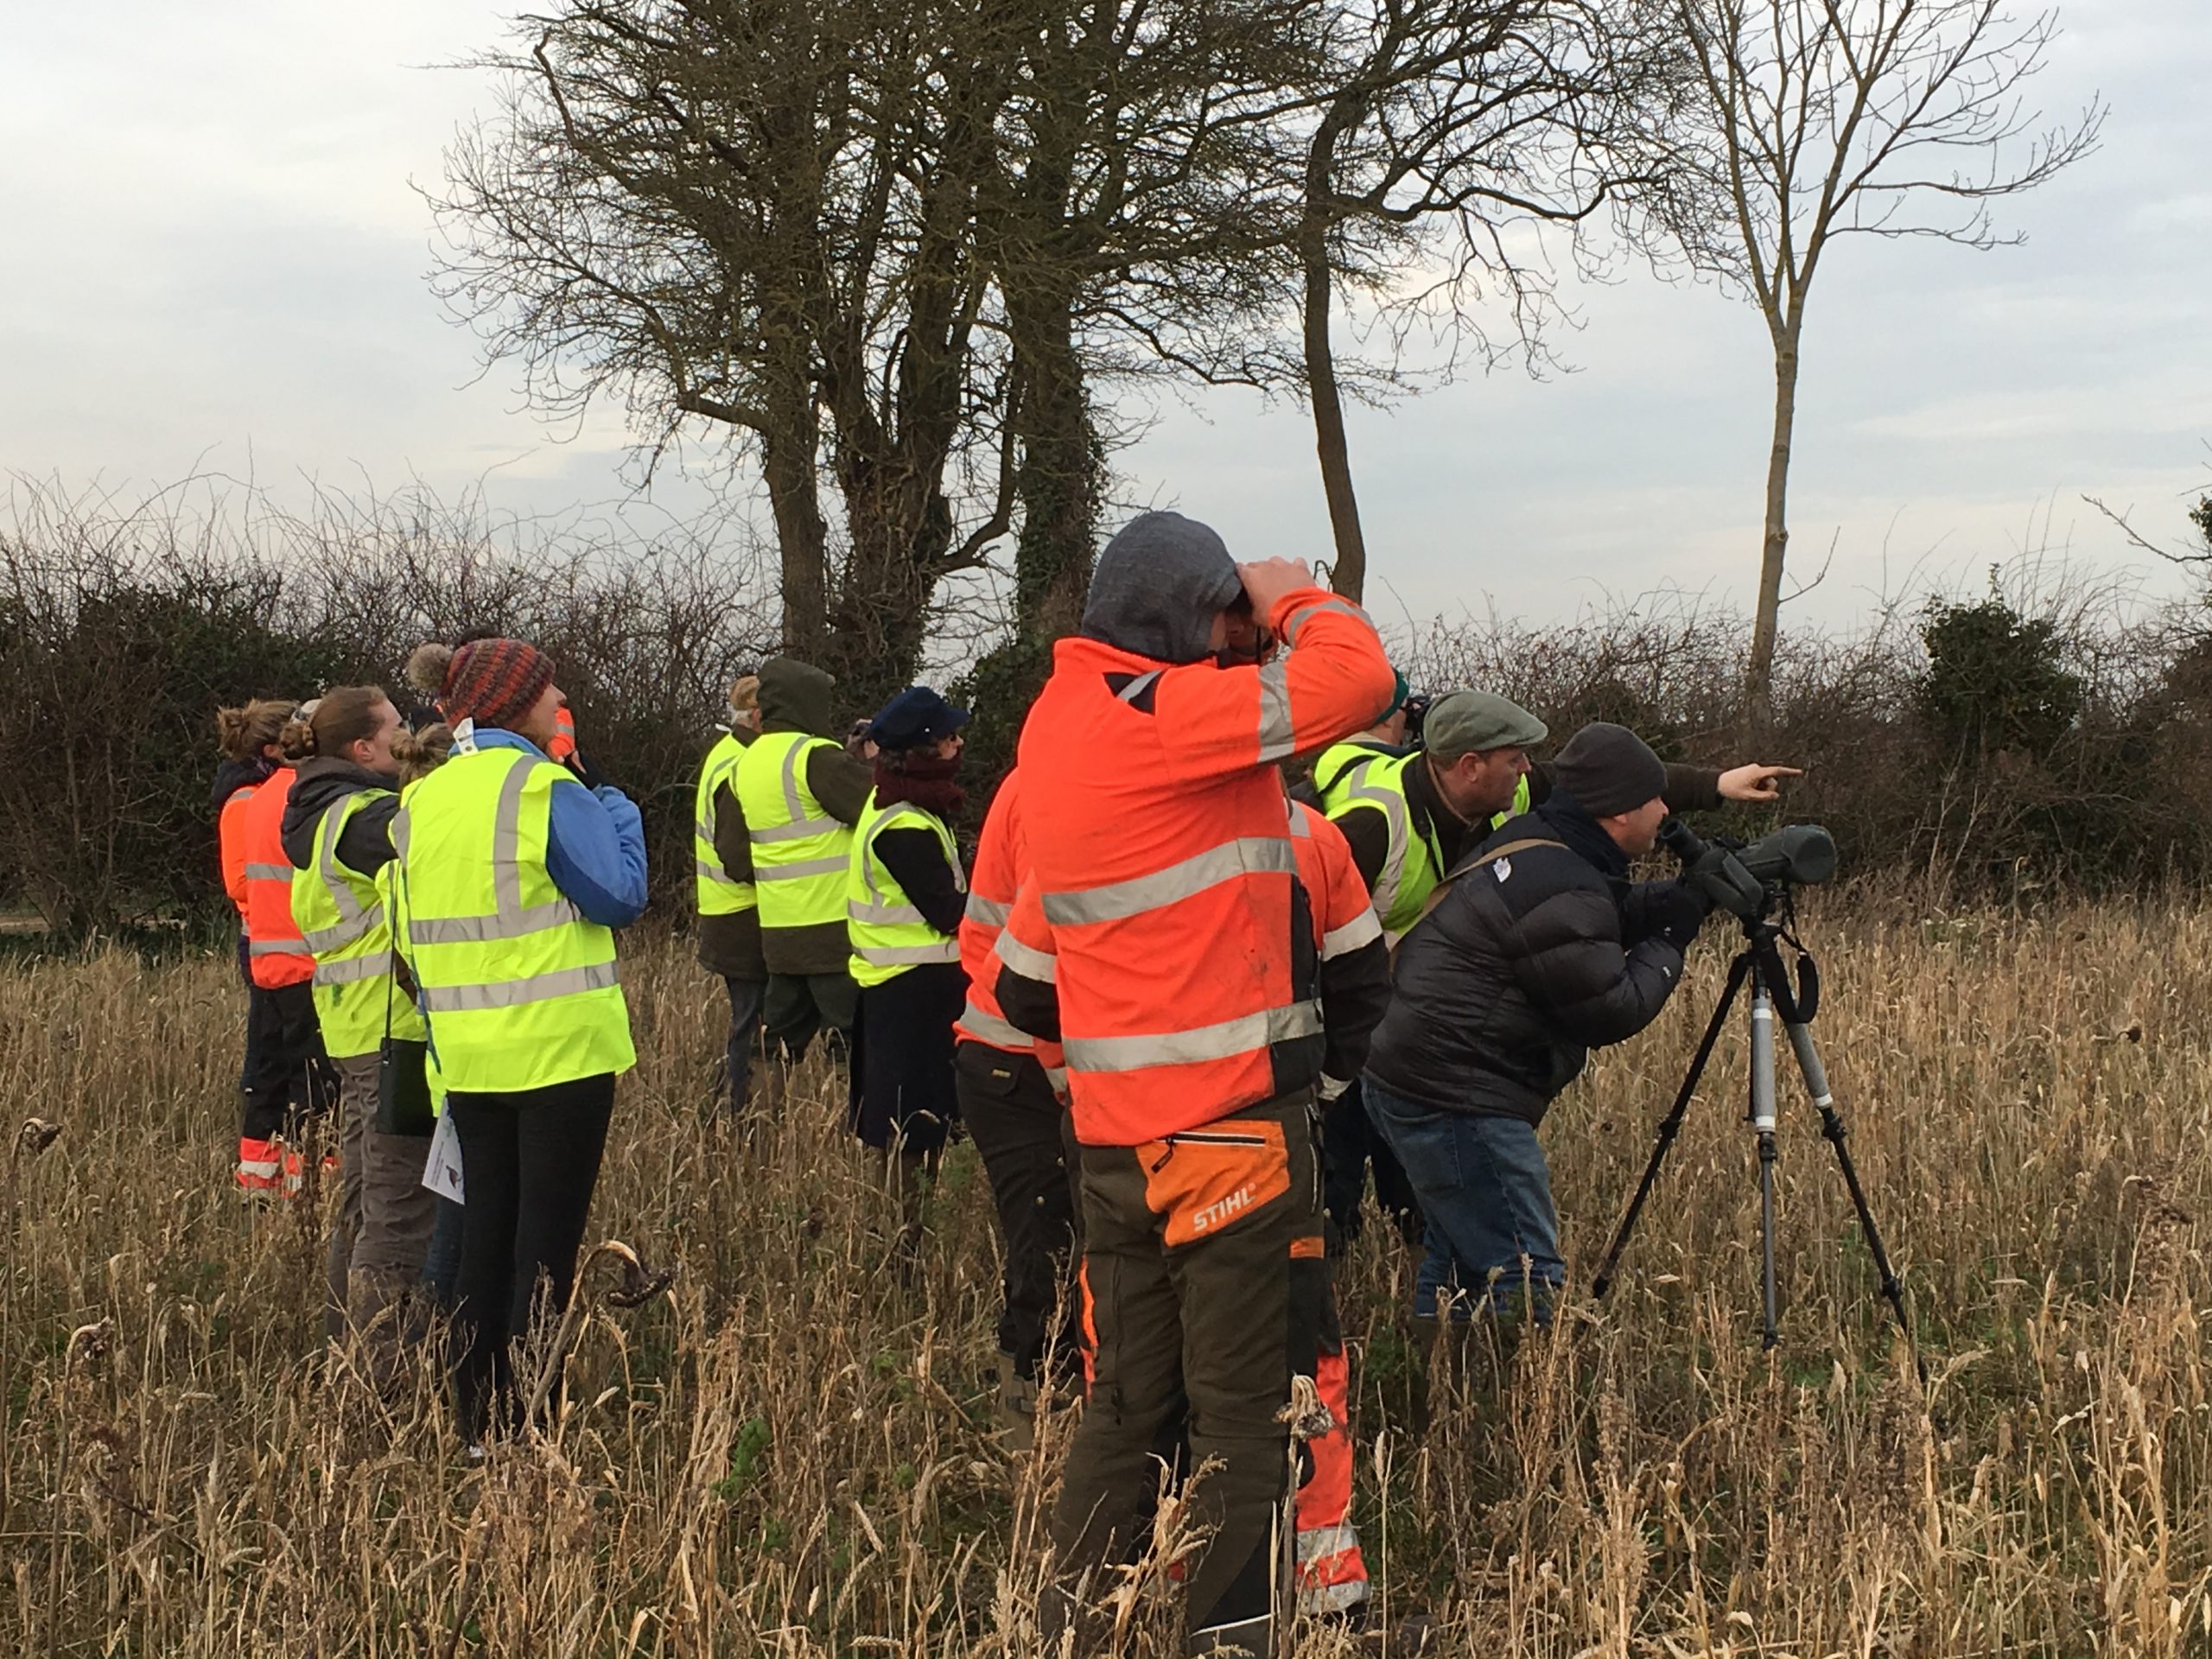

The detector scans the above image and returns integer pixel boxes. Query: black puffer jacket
[1364,796,1696,1127]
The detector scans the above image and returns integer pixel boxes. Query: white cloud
[0,0,2205,639]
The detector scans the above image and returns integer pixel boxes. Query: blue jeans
[1363,1079,1563,1322]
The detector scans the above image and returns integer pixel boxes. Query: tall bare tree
[1294,0,1685,600]
[1660,0,2101,719]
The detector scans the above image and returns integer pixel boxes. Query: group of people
[209,512,1795,1653]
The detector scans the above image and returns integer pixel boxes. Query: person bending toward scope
[1362,721,1732,1325]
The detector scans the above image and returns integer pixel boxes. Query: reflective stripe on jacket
[291,789,423,1058]
[238,770,313,988]
[956,769,1042,1056]
[694,732,759,918]
[396,743,634,1093]
[734,729,853,931]
[846,791,964,988]
[995,584,1395,1146]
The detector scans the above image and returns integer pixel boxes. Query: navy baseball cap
[866,685,971,751]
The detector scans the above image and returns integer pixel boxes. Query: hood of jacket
[756,657,836,737]
[210,755,275,815]
[1079,511,1243,665]
[279,757,397,868]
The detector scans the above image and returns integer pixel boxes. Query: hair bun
[276,715,320,761]
[404,642,454,698]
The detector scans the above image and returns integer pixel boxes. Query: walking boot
[995,1351,1040,1452]
[880,1145,932,1281]
[347,1268,420,1398]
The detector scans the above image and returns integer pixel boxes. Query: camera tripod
[1591,910,1921,1372]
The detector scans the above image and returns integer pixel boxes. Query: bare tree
[1294,0,1686,600]
[432,0,1018,711]
[1659,0,2102,720]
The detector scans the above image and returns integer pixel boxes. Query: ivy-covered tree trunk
[957,283,1103,779]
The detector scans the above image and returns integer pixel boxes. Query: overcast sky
[4,1,2205,635]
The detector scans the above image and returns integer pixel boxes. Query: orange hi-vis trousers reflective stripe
[1294,1340,1368,1614]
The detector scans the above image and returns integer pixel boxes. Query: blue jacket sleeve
[544,779,649,927]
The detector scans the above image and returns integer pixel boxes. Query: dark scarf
[1535,793,1631,903]
[873,750,965,819]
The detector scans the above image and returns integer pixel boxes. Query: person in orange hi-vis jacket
[992,510,1395,1657]
[214,699,293,1192]
[230,738,338,1194]
[953,766,1081,1450]
[1281,796,1392,1627]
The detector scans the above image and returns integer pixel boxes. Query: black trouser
[1052,1090,1321,1655]
[956,1042,1079,1380]
[721,976,766,1112]
[763,970,858,1065]
[1321,1077,1424,1248]
[447,1073,616,1442]
[240,981,336,1144]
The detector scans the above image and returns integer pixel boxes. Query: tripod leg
[1783,1020,1925,1383]
[1592,950,1752,1299]
[1751,975,1780,1349]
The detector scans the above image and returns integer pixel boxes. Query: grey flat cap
[1423,689,1549,757]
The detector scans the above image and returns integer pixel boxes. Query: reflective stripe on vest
[291,790,423,1058]
[397,744,634,1092]
[237,770,313,988]
[1334,753,1432,940]
[846,793,964,988]
[734,730,853,931]
[1310,741,1389,814]
[693,732,759,918]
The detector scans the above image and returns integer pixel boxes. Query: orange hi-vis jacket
[219,780,264,925]
[995,584,1393,1147]
[235,769,315,989]
[956,768,1043,1057]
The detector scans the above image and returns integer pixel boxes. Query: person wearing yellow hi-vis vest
[845,687,971,1264]
[1300,665,1415,814]
[695,672,767,1116]
[1324,688,1803,1248]
[733,658,872,1091]
[274,685,440,1383]
[396,636,646,1448]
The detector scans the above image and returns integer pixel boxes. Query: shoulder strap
[1393,836,1569,950]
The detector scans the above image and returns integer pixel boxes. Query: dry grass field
[3,899,2209,1656]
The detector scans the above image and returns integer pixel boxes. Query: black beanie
[1549,722,1668,817]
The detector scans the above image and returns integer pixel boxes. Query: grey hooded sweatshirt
[1080,512,1244,665]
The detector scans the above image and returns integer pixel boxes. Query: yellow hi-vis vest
[1331,753,1533,942]
[734,728,853,931]
[394,744,635,1093]
[845,792,965,988]
[378,860,450,1119]
[693,732,759,918]
[1310,739,1393,813]
[290,789,424,1059]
